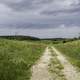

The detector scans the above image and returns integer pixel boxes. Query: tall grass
[0,39,46,80]
[55,40,80,69]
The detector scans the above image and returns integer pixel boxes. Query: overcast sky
[0,0,80,38]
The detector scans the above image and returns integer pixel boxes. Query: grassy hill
[55,40,80,69]
[0,35,40,41]
[0,39,46,80]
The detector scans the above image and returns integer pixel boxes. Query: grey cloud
[0,0,34,11]
[0,26,80,38]
[0,0,80,38]
[41,7,80,15]
[0,0,53,11]
[0,0,80,16]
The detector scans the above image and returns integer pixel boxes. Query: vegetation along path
[31,46,80,80]
[52,46,80,80]
[31,47,52,80]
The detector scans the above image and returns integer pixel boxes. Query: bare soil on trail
[52,47,80,80]
[31,46,80,80]
[31,47,52,80]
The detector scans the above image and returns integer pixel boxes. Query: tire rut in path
[52,47,80,80]
[31,47,52,80]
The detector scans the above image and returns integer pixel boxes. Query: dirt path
[31,47,52,80]
[52,47,80,80]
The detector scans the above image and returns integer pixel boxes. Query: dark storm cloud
[1,0,80,13]
[41,7,80,15]
[0,0,53,11]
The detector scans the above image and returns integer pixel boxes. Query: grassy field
[0,39,46,80]
[55,40,80,69]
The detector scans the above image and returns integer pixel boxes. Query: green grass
[0,39,46,80]
[55,40,80,69]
